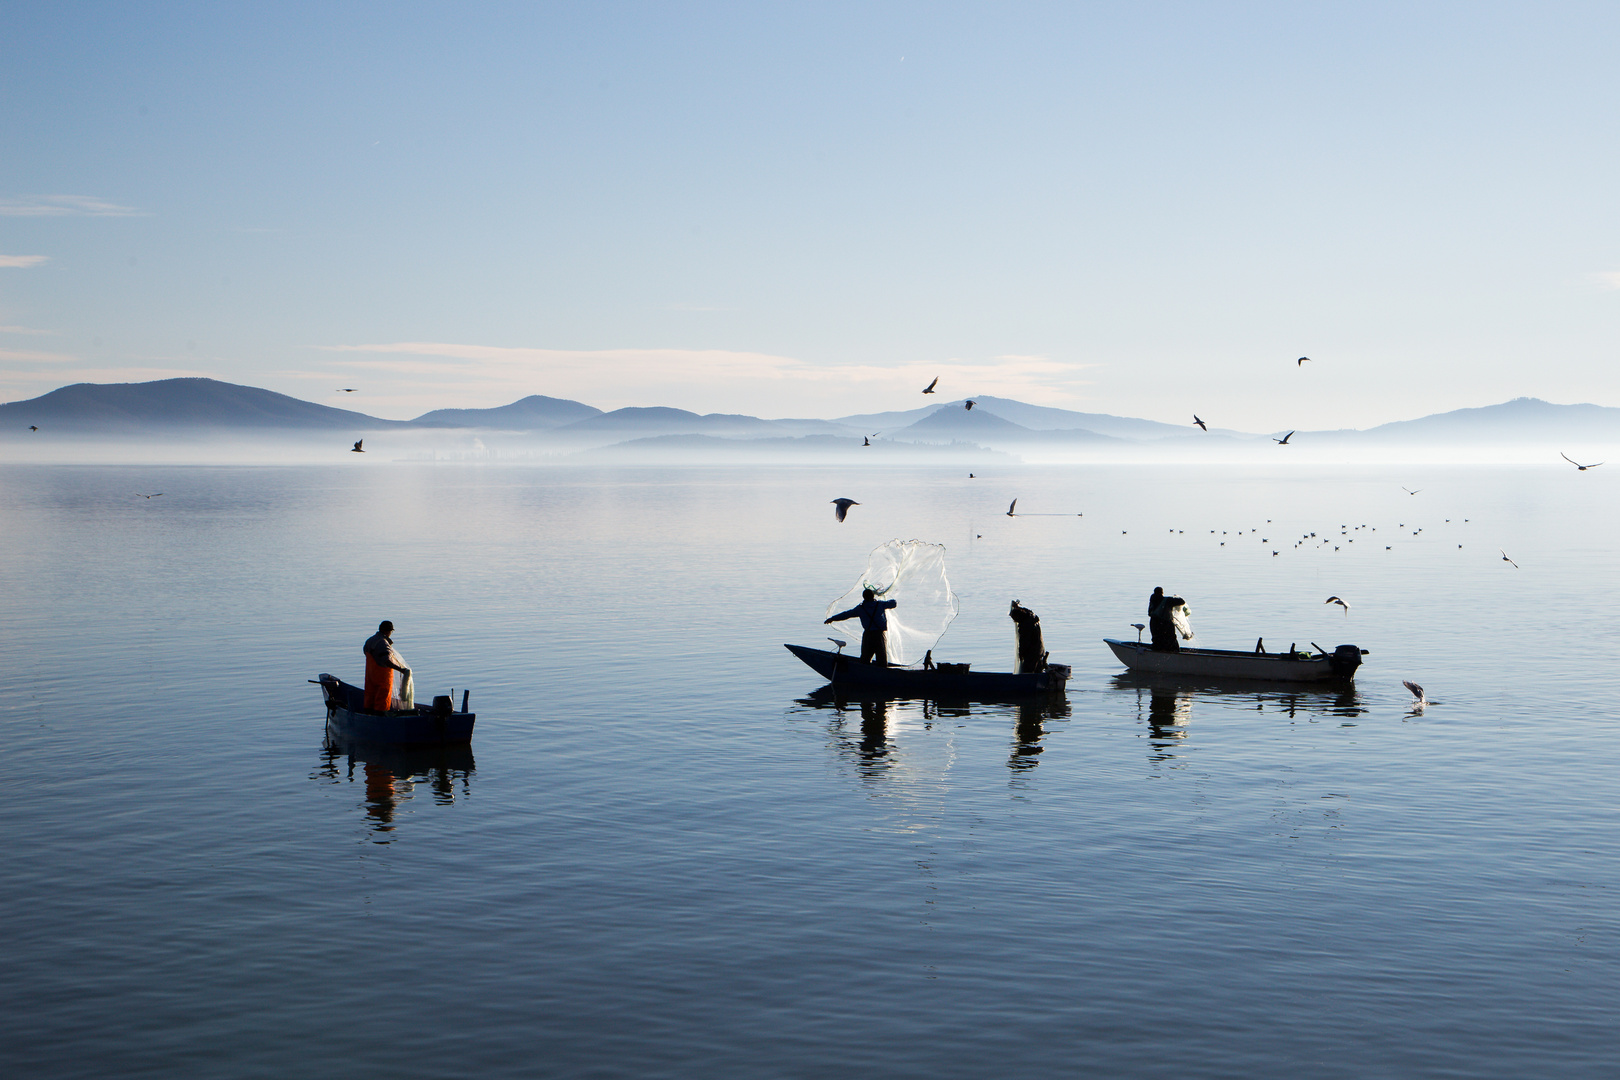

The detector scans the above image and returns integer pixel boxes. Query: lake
[3,461,1617,1078]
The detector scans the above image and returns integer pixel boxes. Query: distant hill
[412,394,602,429]
[0,378,398,431]
[1354,397,1620,444]
[838,397,1194,439]
[890,405,1121,444]
[553,406,850,440]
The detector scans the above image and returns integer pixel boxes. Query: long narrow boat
[313,673,477,745]
[1103,639,1367,683]
[785,644,1070,698]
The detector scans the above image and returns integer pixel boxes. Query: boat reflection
[1112,672,1364,730]
[791,687,1071,777]
[310,736,475,843]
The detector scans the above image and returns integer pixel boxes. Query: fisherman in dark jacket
[1148,586,1187,653]
[826,588,898,667]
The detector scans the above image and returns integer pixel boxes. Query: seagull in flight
[28,425,38,431]
[135,492,164,499]
[1325,596,1349,614]
[1561,452,1603,471]
[1273,431,1295,445]
[964,400,976,410]
[1500,549,1518,568]
[351,440,365,453]
[922,377,938,394]
[1193,415,1207,431]
[337,388,358,393]
[1402,680,1427,712]
[1402,487,1421,495]
[1297,356,1311,366]
[1006,499,1017,517]
[831,498,859,522]
[863,433,879,446]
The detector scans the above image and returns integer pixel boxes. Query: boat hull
[785,644,1068,699]
[315,674,476,745]
[1104,639,1361,683]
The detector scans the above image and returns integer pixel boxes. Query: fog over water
[4,461,1617,1078]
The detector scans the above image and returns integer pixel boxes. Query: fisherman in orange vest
[362,621,411,711]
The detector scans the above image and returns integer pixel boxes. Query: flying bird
[1561,452,1603,471]
[1273,431,1295,445]
[1193,415,1207,431]
[135,492,164,499]
[1297,356,1311,366]
[351,440,364,453]
[1325,596,1350,614]
[337,388,358,393]
[964,400,976,410]
[1006,499,1017,517]
[1402,487,1422,495]
[922,377,938,394]
[1403,680,1427,711]
[1500,549,1518,568]
[831,498,859,522]
[28,425,38,431]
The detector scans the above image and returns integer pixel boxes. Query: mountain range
[4,377,1620,456]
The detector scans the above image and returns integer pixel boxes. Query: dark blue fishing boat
[785,644,1069,699]
[313,673,476,745]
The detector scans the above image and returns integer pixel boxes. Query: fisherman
[825,588,898,667]
[1009,600,1047,673]
[362,620,411,711]
[1148,586,1188,653]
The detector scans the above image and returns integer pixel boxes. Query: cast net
[825,540,960,665]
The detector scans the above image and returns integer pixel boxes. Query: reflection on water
[791,688,1071,781]
[1110,672,1366,761]
[310,737,475,842]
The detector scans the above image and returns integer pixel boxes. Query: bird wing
[1562,452,1578,466]
[923,377,937,392]
[1008,499,1016,515]
[1402,680,1425,701]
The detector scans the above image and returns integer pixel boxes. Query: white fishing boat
[1103,639,1367,683]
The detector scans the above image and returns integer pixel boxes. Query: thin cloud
[1595,271,1620,291]
[0,347,77,363]
[0,255,48,268]
[0,325,55,336]
[314,341,1096,416]
[0,195,147,218]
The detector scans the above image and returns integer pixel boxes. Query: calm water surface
[2,462,1617,1078]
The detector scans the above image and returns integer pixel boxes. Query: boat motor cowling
[1329,644,1366,677]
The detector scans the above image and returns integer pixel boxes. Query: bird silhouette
[1325,596,1350,614]
[1273,431,1295,445]
[964,400,976,410]
[1403,680,1427,711]
[28,425,38,431]
[1402,487,1422,495]
[1006,499,1017,517]
[922,377,938,394]
[1297,356,1311,366]
[831,498,859,522]
[338,388,358,393]
[135,492,164,499]
[1193,415,1207,431]
[1561,452,1603,471]
[1500,549,1518,568]
[351,440,364,453]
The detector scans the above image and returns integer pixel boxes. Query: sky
[2,1,1619,429]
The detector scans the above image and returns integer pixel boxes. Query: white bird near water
[1325,595,1350,615]
[1403,680,1429,712]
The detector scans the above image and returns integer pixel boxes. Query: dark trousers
[1149,619,1179,653]
[860,628,889,667]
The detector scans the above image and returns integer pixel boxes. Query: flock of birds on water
[21,356,1603,718]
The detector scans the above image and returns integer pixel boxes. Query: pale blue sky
[3,2,1618,427]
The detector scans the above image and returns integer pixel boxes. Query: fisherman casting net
[1172,602,1194,640]
[826,540,960,666]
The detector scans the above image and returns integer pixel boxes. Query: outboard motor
[1329,645,1366,678]
[431,694,454,717]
